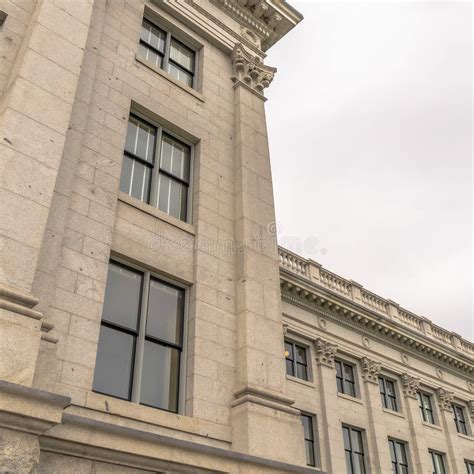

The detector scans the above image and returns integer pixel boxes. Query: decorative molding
[361,357,381,384]
[314,338,337,367]
[436,387,454,411]
[401,374,420,399]
[230,43,276,97]
[468,400,474,421]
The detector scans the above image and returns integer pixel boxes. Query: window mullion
[163,31,172,72]
[150,127,163,208]
[131,271,151,403]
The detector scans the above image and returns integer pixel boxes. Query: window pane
[147,279,184,345]
[351,430,364,453]
[336,360,342,377]
[157,173,171,214]
[343,363,354,382]
[302,415,313,440]
[168,179,187,220]
[141,20,165,52]
[286,359,294,376]
[102,262,142,330]
[388,396,398,411]
[386,380,396,396]
[342,427,351,450]
[130,160,151,203]
[138,42,162,68]
[168,62,193,87]
[305,440,315,466]
[160,135,190,182]
[396,442,407,464]
[345,451,353,474]
[295,345,307,364]
[354,453,366,474]
[388,440,396,463]
[93,326,135,400]
[169,38,194,71]
[379,377,386,394]
[140,341,180,412]
[285,341,294,360]
[337,377,344,394]
[297,363,308,380]
[346,380,356,397]
[120,154,134,195]
[125,116,155,162]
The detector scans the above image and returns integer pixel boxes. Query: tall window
[453,404,468,435]
[389,439,409,474]
[284,340,308,381]
[139,17,196,88]
[466,460,474,474]
[418,392,435,424]
[336,360,356,397]
[379,376,398,411]
[343,426,366,474]
[302,414,316,467]
[93,261,185,413]
[120,114,191,221]
[429,450,446,474]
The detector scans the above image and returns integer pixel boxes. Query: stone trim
[0,283,42,320]
[230,43,276,98]
[436,387,454,411]
[361,357,382,384]
[314,337,337,367]
[468,400,474,421]
[43,413,323,474]
[401,374,420,399]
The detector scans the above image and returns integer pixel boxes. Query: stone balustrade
[278,246,473,359]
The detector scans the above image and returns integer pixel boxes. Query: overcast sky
[265,1,472,339]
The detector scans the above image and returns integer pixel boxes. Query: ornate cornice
[314,338,337,367]
[231,43,276,97]
[436,387,454,411]
[401,373,420,399]
[361,357,382,384]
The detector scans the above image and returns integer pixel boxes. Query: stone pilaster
[401,374,430,473]
[436,388,466,473]
[314,338,346,473]
[229,44,306,466]
[360,358,392,473]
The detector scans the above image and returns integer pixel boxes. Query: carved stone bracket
[230,43,276,97]
[401,373,420,399]
[436,387,454,411]
[361,357,382,384]
[468,400,474,421]
[314,338,337,367]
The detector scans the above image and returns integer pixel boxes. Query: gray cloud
[266,2,472,339]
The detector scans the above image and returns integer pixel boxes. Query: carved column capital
[230,43,276,97]
[436,387,454,411]
[361,357,382,384]
[314,338,337,367]
[401,373,420,399]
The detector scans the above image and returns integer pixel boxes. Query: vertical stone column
[0,0,95,387]
[360,357,392,473]
[401,374,430,473]
[314,338,347,473]
[436,388,466,473]
[229,44,306,466]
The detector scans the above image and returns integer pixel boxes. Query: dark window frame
[418,391,435,424]
[453,404,468,435]
[120,113,192,222]
[139,16,197,89]
[301,413,317,467]
[284,339,309,381]
[429,450,446,474]
[466,460,474,474]
[388,438,410,474]
[336,359,356,397]
[343,425,366,474]
[93,260,186,414]
[379,376,399,412]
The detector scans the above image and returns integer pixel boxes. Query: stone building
[0,0,472,473]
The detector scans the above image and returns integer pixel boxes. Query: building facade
[0,0,472,473]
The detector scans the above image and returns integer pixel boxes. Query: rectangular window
[284,339,309,381]
[343,426,366,474]
[336,360,356,397]
[429,450,446,474]
[453,404,468,435]
[466,460,474,474]
[379,376,398,411]
[120,114,191,221]
[138,17,196,88]
[389,439,409,474]
[418,392,435,424]
[93,261,185,413]
[302,414,316,467]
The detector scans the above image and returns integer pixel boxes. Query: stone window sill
[337,392,364,405]
[382,407,405,419]
[286,375,315,388]
[118,192,196,236]
[421,421,443,431]
[135,55,205,102]
[457,432,474,441]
